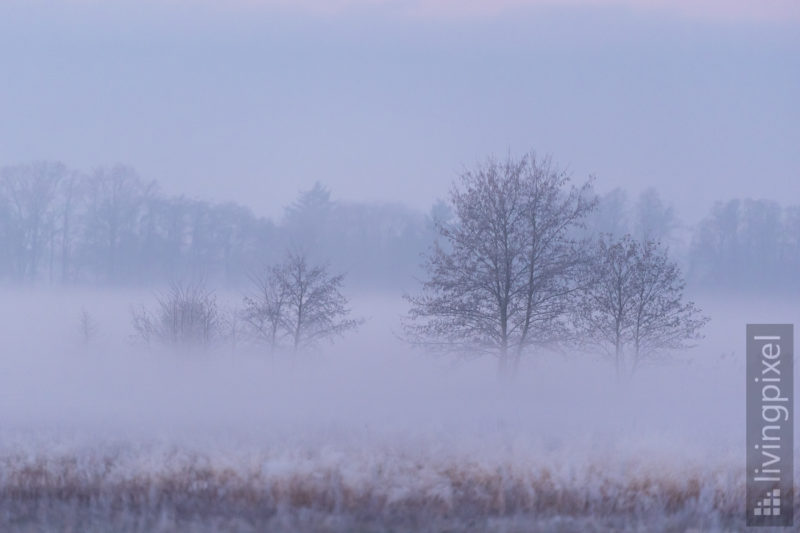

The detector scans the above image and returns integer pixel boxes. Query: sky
[0,0,797,222]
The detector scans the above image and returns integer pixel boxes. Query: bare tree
[404,152,596,376]
[242,266,289,351]
[56,172,84,283]
[633,188,677,245]
[0,162,65,281]
[243,252,359,353]
[573,235,638,378]
[132,280,221,350]
[629,239,709,372]
[585,187,629,238]
[281,252,360,351]
[84,165,148,282]
[78,308,98,347]
[215,306,245,352]
[576,234,708,379]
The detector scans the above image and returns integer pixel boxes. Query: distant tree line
[689,199,800,291]
[0,162,435,288]
[584,187,679,246]
[1,160,796,294]
[583,189,800,293]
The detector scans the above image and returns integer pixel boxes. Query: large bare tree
[243,252,359,353]
[405,152,596,376]
[575,234,708,378]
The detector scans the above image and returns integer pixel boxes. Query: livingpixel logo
[746,324,794,527]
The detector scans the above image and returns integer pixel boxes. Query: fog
[1,0,798,222]
[1,1,798,531]
[1,286,794,441]
[0,286,797,530]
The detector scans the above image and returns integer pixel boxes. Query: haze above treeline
[1,1,797,224]
[0,160,797,293]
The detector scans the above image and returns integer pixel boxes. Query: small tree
[576,235,708,378]
[404,152,595,376]
[78,308,98,347]
[133,280,221,350]
[243,252,359,353]
[242,266,289,351]
[219,307,244,352]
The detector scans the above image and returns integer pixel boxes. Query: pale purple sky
[111,0,800,21]
[0,0,797,222]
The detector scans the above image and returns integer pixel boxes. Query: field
[0,290,797,532]
[0,438,762,532]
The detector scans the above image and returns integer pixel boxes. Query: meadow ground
[0,289,797,532]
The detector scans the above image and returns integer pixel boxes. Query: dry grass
[0,443,792,533]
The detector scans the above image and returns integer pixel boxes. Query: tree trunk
[497,341,509,380]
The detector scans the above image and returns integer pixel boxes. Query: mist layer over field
[0,288,796,532]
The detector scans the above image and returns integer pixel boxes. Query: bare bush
[132,280,221,350]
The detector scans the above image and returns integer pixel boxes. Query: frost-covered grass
[0,289,797,531]
[0,436,783,533]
